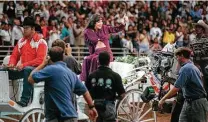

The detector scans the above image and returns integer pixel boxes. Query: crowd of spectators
[0,1,207,54]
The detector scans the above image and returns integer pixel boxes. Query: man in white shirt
[11,18,23,46]
[188,29,196,46]
[150,22,163,43]
[0,22,11,45]
[31,3,41,17]
[40,4,50,21]
[15,1,25,18]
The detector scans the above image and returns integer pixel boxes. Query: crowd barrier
[0,46,131,64]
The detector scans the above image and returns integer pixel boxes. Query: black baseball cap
[23,16,36,27]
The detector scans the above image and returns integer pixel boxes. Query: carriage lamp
[141,86,156,103]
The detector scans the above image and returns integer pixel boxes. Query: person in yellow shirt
[163,26,175,46]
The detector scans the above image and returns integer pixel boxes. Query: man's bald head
[48,46,64,62]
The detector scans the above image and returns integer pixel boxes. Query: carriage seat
[2,55,44,87]
[109,62,134,79]
[2,55,21,66]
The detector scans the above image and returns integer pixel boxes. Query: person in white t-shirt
[0,22,11,45]
[15,1,25,18]
[120,32,134,53]
[150,22,163,43]
[175,26,184,47]
[11,18,23,46]
[189,28,196,45]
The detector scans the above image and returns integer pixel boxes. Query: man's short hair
[52,39,66,50]
[48,46,64,62]
[98,51,110,66]
[174,47,192,59]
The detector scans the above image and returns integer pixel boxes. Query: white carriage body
[0,56,89,121]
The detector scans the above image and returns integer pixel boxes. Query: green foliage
[114,55,140,64]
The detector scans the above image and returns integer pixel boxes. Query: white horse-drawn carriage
[0,56,89,122]
[110,52,176,122]
[0,51,176,122]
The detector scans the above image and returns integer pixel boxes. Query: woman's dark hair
[48,46,64,62]
[87,14,102,29]
[40,17,45,23]
[61,16,66,22]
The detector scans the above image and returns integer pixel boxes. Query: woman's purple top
[84,24,125,60]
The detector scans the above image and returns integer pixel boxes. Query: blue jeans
[0,66,35,103]
[176,41,183,48]
[139,43,149,54]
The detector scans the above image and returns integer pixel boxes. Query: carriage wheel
[116,89,157,122]
[20,108,45,122]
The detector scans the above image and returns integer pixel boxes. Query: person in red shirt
[6,17,47,107]
[40,17,48,40]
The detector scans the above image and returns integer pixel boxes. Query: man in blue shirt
[159,47,208,122]
[28,46,98,122]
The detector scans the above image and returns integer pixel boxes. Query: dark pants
[96,102,116,122]
[171,101,184,122]
[3,41,11,46]
[171,91,184,122]
[179,98,208,122]
[0,66,35,103]
[14,39,18,46]
[196,60,208,100]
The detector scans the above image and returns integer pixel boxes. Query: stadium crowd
[1,1,208,122]
[0,1,208,54]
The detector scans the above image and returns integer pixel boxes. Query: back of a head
[174,47,192,59]
[99,51,110,66]
[52,39,66,50]
[48,46,64,62]
[35,24,43,34]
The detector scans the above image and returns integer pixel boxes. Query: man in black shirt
[86,51,125,122]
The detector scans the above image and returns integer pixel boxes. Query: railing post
[78,46,81,62]
[0,46,133,64]
[123,48,128,56]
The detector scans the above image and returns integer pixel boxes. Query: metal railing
[0,46,131,64]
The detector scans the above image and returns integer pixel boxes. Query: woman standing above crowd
[80,14,128,81]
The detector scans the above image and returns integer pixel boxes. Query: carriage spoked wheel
[20,108,45,122]
[116,89,157,122]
